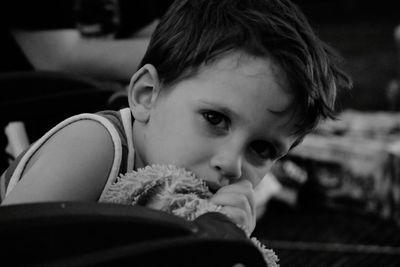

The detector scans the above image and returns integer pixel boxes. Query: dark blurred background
[293,0,400,111]
[254,2,400,266]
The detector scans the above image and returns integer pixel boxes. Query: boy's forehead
[202,52,291,101]
[201,51,290,91]
[205,51,267,72]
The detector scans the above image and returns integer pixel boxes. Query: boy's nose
[210,149,242,181]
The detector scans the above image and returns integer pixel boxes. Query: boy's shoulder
[1,112,123,203]
[27,110,130,173]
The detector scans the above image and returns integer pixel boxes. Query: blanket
[100,164,279,267]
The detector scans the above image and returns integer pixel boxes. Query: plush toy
[100,164,279,267]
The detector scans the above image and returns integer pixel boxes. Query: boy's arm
[1,120,115,205]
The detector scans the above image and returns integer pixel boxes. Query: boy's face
[132,51,298,191]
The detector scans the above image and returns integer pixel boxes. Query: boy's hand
[209,180,256,235]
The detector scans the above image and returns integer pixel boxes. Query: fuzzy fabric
[100,164,279,267]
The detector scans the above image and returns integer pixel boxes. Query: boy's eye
[251,141,277,160]
[202,111,229,129]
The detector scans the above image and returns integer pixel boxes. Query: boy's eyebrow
[199,100,291,117]
[266,105,293,116]
[198,100,241,119]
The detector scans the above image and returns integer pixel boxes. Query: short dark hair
[139,0,352,140]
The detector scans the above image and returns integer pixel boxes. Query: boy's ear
[127,64,161,122]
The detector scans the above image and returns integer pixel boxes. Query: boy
[1,0,351,235]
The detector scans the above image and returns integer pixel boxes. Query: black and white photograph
[1,0,400,266]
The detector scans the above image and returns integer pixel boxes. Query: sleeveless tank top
[0,108,135,202]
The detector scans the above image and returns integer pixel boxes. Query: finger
[210,192,252,217]
[217,180,254,206]
[217,179,253,194]
[216,180,256,219]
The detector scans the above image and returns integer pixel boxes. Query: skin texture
[129,51,298,233]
